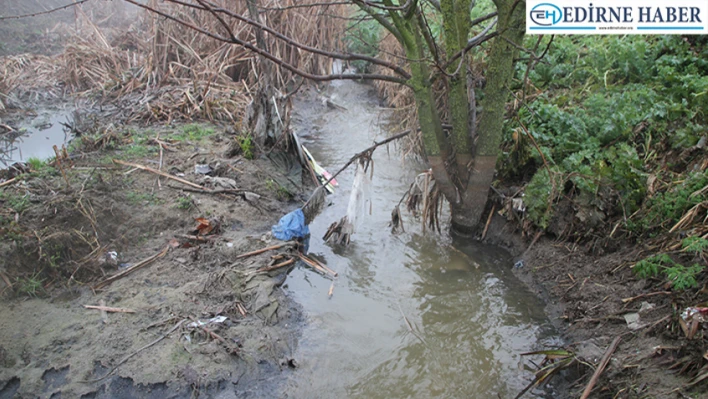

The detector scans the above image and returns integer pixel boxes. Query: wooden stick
[580,336,621,399]
[84,305,136,313]
[0,178,17,189]
[113,159,205,191]
[297,253,334,277]
[235,242,294,259]
[481,205,495,240]
[93,246,170,290]
[621,291,672,304]
[256,258,295,272]
[328,281,334,298]
[299,254,338,277]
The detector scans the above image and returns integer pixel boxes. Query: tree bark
[451,0,525,234]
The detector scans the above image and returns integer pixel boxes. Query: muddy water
[0,110,73,166]
[283,81,561,399]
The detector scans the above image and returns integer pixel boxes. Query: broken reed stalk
[303,130,411,209]
[257,258,295,272]
[580,336,622,399]
[93,245,170,290]
[234,242,295,259]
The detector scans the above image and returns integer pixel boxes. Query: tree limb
[0,0,91,20]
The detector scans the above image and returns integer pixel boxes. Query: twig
[580,336,622,399]
[0,178,17,188]
[234,242,295,259]
[621,291,672,304]
[80,319,186,383]
[93,246,170,290]
[113,159,205,191]
[84,305,136,313]
[297,253,337,277]
[0,0,91,20]
[303,130,411,208]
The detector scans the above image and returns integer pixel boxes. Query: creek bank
[484,215,706,398]
[0,123,315,398]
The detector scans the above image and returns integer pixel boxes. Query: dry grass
[0,0,347,123]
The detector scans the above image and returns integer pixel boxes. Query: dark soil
[484,215,708,399]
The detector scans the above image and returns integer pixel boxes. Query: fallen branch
[235,242,295,259]
[81,319,187,383]
[580,336,622,399]
[113,159,205,191]
[83,305,136,313]
[93,246,170,290]
[621,291,672,304]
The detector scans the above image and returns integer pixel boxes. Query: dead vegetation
[0,0,347,122]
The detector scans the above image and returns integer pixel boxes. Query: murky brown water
[282,80,561,398]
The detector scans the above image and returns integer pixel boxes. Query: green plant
[175,196,193,210]
[236,133,254,160]
[175,124,215,142]
[26,157,46,171]
[125,191,162,205]
[633,253,705,291]
[0,192,30,213]
[17,272,44,297]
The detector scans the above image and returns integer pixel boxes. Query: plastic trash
[272,208,310,240]
[514,260,524,268]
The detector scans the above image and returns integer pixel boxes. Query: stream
[282,80,561,398]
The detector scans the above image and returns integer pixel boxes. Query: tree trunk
[451,0,525,234]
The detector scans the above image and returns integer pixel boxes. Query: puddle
[1,110,73,167]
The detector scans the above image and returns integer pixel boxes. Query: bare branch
[0,0,91,20]
[164,0,411,79]
[258,1,351,11]
[123,0,410,85]
[351,0,405,43]
[441,18,498,71]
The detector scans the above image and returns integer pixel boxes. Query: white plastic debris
[187,316,228,328]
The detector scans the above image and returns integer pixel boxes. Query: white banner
[526,0,708,34]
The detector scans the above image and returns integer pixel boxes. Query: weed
[236,133,254,160]
[125,191,162,205]
[0,192,30,213]
[633,252,705,291]
[175,196,193,210]
[122,144,155,158]
[17,272,44,298]
[175,124,215,142]
[26,157,46,171]
[265,178,291,200]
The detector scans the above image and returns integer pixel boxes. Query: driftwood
[297,253,337,277]
[621,291,672,304]
[93,246,170,290]
[580,336,622,399]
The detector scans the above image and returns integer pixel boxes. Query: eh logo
[530,3,562,26]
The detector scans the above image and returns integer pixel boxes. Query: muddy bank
[0,124,311,398]
[484,215,707,398]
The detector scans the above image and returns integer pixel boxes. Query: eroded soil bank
[485,215,707,398]
[0,122,309,398]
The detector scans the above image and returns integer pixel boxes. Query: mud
[484,215,707,398]
[0,124,308,398]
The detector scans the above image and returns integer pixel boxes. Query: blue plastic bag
[272,209,310,240]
